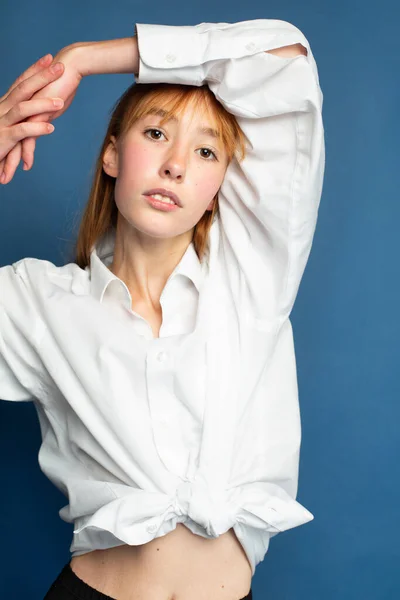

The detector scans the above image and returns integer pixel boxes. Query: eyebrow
[145,107,220,140]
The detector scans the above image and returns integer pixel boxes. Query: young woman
[0,18,325,600]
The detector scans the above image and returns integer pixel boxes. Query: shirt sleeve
[0,261,47,402]
[134,19,325,326]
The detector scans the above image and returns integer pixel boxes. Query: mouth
[143,194,180,212]
[143,188,182,207]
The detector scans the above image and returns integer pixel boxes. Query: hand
[19,45,84,175]
[0,45,82,183]
[0,54,66,184]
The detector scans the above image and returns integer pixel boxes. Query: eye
[143,128,218,161]
[144,128,165,141]
[198,148,218,161]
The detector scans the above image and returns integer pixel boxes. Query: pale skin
[0,54,66,177]
[0,36,307,598]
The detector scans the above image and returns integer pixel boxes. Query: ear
[103,135,119,178]
[206,194,217,211]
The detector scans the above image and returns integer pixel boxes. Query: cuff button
[166,53,176,63]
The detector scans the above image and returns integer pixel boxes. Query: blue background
[1,0,399,598]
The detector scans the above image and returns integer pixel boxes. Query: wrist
[68,37,140,78]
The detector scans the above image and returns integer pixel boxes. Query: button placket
[156,350,168,363]
[146,345,181,474]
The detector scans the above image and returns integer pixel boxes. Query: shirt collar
[89,228,205,306]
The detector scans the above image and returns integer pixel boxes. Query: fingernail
[52,98,64,107]
[23,162,28,171]
[50,63,63,74]
[0,173,6,184]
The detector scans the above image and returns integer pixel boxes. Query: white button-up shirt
[0,18,325,576]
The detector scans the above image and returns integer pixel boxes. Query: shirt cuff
[134,23,204,86]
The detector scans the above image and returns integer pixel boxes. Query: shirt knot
[173,478,236,536]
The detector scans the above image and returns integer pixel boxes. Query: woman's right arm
[0,58,66,398]
[0,54,66,184]
[0,261,47,402]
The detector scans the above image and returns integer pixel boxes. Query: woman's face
[103,101,229,240]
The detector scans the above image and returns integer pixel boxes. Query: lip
[143,188,182,207]
[144,195,180,212]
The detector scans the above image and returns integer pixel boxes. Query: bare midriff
[69,523,252,600]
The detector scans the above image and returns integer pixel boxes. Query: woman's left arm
[128,19,325,326]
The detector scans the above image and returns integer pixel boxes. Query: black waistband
[50,562,116,600]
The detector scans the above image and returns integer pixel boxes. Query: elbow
[265,43,308,58]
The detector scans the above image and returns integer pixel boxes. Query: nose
[160,148,187,180]
[163,167,182,179]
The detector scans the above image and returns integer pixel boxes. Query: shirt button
[166,53,176,63]
[146,523,158,533]
[245,42,256,51]
[157,350,168,362]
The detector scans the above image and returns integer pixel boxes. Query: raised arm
[130,19,325,326]
[65,20,324,325]
[69,36,307,74]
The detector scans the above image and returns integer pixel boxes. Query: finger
[21,108,53,171]
[3,97,64,128]
[21,137,38,171]
[0,121,54,163]
[2,62,65,112]
[1,143,22,185]
[1,54,53,103]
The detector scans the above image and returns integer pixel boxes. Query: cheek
[120,146,153,176]
[194,171,223,202]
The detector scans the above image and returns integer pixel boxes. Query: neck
[108,219,193,307]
